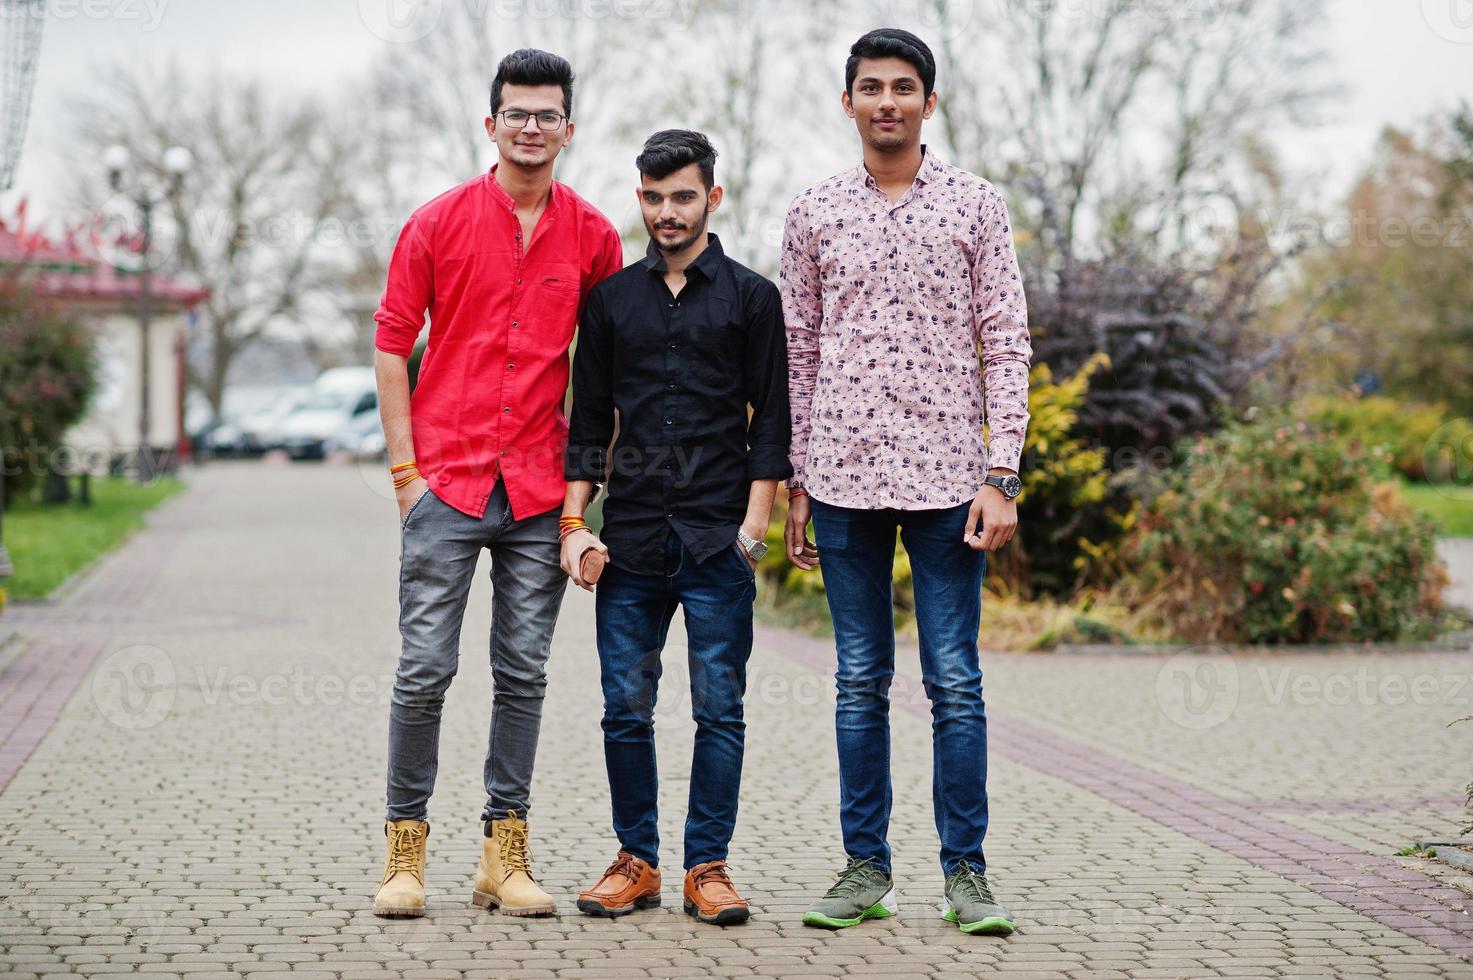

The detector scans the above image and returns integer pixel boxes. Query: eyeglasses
[496,108,567,132]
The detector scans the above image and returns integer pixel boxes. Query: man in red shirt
[370,48,623,920]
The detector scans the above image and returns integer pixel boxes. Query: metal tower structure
[1,0,46,191]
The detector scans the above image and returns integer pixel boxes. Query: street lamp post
[103,143,191,483]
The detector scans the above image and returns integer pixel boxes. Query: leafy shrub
[1303,394,1473,483]
[0,286,98,502]
[1121,411,1447,643]
[992,356,1112,595]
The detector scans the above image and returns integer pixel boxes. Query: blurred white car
[325,409,387,460]
[192,386,310,457]
[279,367,378,460]
[228,390,312,455]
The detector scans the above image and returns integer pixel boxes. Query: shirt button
[512,321,519,328]
[663,417,674,425]
[507,363,515,370]
[667,382,677,390]
[503,406,511,413]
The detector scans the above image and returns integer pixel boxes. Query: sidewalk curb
[1416,839,1473,874]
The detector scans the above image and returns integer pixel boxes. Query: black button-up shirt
[565,234,792,575]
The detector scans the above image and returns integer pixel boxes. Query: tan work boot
[373,819,428,917]
[471,810,556,916]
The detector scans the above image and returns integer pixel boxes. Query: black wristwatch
[983,473,1023,500]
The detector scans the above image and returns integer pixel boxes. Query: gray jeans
[386,478,567,824]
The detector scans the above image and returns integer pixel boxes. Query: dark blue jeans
[594,530,756,870]
[809,495,990,876]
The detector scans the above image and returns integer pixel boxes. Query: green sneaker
[801,857,898,929]
[942,861,1014,935]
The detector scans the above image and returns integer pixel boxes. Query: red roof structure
[0,208,208,309]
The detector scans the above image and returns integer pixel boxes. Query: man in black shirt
[561,130,790,926]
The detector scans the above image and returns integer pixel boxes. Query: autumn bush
[1121,411,1447,644]
[1303,393,1473,483]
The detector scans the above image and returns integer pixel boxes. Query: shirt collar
[642,232,725,279]
[485,163,561,213]
[858,144,939,191]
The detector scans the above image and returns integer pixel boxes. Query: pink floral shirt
[780,148,1032,509]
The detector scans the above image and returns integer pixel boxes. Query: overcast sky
[6,0,1473,225]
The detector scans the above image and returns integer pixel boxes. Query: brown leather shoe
[683,860,750,925]
[576,851,661,917]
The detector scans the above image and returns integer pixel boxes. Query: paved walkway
[1,462,1471,979]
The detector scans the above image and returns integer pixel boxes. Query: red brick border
[760,625,1473,962]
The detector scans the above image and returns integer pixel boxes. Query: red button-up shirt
[374,166,624,521]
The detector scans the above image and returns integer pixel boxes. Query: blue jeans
[594,530,756,870]
[809,495,990,876]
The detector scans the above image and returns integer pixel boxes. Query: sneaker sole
[801,887,898,929]
[683,898,750,925]
[575,894,661,918]
[942,904,1015,935]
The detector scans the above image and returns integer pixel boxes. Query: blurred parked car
[189,386,310,457]
[216,389,309,456]
[324,408,387,460]
[279,367,378,460]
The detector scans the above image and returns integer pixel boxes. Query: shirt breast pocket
[535,273,581,341]
[692,295,745,385]
[909,232,972,311]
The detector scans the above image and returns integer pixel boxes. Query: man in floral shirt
[781,28,1032,936]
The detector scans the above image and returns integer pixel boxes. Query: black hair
[845,28,936,98]
[490,48,575,118]
[635,129,719,189]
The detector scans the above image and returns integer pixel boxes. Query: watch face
[748,542,768,561]
[1003,475,1023,498]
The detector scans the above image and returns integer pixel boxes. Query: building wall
[65,312,186,470]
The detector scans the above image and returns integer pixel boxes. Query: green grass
[1,477,184,601]
[1400,480,1473,537]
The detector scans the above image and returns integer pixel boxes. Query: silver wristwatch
[736,527,768,562]
[983,473,1023,500]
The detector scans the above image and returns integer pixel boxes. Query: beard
[648,210,708,254]
[863,115,909,151]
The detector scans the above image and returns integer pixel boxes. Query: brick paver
[0,462,1470,978]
